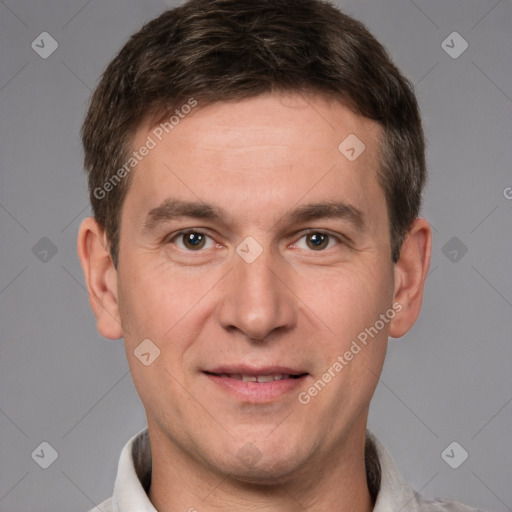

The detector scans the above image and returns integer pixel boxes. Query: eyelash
[167,229,345,252]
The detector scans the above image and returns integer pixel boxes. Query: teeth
[256,375,274,383]
[227,374,291,382]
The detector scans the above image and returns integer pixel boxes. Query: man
[77,0,485,510]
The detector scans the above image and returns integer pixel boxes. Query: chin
[229,461,302,486]
[215,441,313,485]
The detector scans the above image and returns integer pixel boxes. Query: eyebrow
[143,198,365,232]
[143,199,224,231]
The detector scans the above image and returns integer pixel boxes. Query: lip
[203,365,309,403]
[206,365,306,376]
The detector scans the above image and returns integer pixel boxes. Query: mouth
[202,366,309,402]
[204,372,305,382]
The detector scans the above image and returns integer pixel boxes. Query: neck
[147,421,374,512]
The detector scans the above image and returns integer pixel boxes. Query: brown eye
[182,232,206,250]
[305,232,330,250]
[170,231,215,251]
[292,231,341,252]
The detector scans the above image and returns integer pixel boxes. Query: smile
[212,373,302,382]
[203,368,309,402]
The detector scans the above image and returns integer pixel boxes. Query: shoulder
[366,430,488,512]
[414,491,489,512]
[87,496,114,512]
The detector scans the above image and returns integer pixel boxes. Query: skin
[78,92,431,512]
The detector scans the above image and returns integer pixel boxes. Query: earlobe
[388,217,432,339]
[77,217,124,340]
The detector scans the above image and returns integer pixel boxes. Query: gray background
[0,0,511,510]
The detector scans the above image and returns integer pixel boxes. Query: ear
[388,217,432,338]
[77,217,123,340]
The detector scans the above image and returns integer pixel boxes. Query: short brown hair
[81,0,426,268]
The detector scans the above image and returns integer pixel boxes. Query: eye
[292,231,341,251]
[170,230,217,251]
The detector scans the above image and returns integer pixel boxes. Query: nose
[216,245,297,342]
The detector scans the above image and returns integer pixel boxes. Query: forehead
[123,93,386,233]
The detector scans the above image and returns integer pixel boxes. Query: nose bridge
[217,240,296,341]
[237,246,279,303]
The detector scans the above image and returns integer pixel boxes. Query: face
[83,93,426,483]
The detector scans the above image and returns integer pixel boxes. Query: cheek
[117,256,206,341]
[305,268,391,418]
[297,262,393,346]
[116,256,220,395]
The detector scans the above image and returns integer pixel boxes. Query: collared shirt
[88,427,486,512]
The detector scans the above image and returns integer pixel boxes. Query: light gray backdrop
[1,0,511,511]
